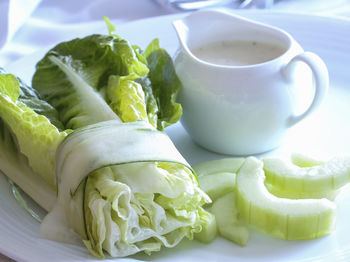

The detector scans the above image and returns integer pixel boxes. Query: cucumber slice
[193,158,245,177]
[194,212,217,243]
[263,156,350,197]
[290,152,326,167]
[198,172,236,202]
[264,153,338,200]
[211,192,249,246]
[236,157,337,240]
[265,183,339,200]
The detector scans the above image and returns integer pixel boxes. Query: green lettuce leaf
[0,71,69,188]
[138,39,183,130]
[107,75,150,124]
[32,33,182,131]
[84,162,210,258]
[32,35,139,129]
[0,69,64,211]
[37,120,211,258]
[0,25,204,259]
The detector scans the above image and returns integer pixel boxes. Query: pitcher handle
[283,52,329,127]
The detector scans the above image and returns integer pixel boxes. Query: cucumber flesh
[265,183,339,201]
[198,172,236,202]
[194,212,217,244]
[236,157,337,240]
[290,152,326,167]
[193,158,245,177]
[211,192,249,246]
[272,152,337,200]
[263,155,350,196]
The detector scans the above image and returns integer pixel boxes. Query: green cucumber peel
[236,157,337,240]
[263,155,350,199]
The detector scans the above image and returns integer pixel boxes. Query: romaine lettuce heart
[107,75,149,124]
[32,35,182,131]
[84,162,209,257]
[0,26,190,259]
[39,120,211,258]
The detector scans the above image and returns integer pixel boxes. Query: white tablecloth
[1,0,350,67]
[0,0,178,66]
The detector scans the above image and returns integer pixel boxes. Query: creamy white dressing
[192,40,286,66]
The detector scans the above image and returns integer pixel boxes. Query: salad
[0,22,211,258]
[2,17,349,262]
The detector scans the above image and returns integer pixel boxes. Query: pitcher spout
[173,9,294,66]
[172,19,192,58]
[173,9,252,60]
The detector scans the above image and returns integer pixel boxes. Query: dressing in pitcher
[173,10,329,155]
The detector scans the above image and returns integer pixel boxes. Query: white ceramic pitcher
[173,10,329,155]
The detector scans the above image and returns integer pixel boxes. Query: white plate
[3,10,350,262]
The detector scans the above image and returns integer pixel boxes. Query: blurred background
[1,0,350,66]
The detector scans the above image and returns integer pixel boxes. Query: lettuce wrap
[0,28,210,258]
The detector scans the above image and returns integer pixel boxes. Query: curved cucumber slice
[264,153,338,200]
[236,157,337,240]
[193,158,245,177]
[211,192,249,246]
[194,212,217,243]
[198,172,236,202]
[263,156,350,197]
